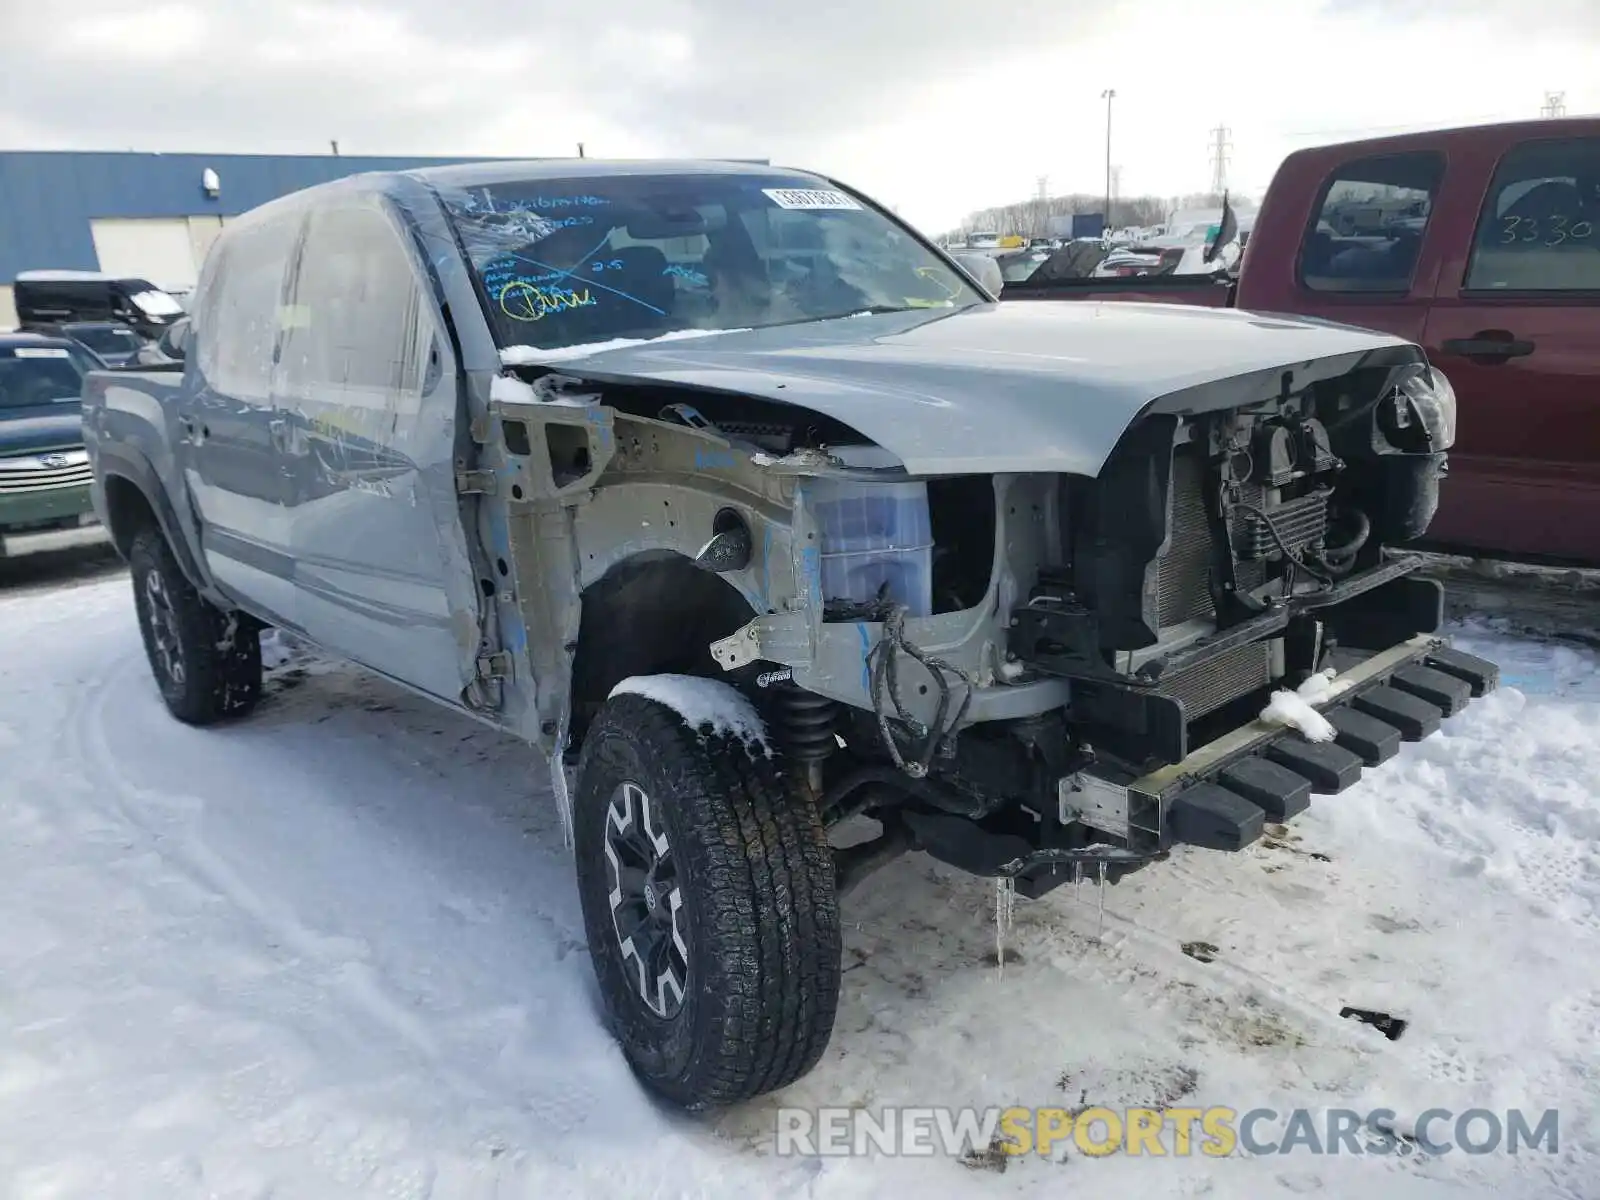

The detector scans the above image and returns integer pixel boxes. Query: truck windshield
[0,350,86,409]
[438,172,981,352]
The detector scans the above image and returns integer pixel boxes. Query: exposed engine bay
[493,343,1476,901]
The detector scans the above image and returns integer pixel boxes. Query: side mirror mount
[949,251,1003,297]
[158,317,192,361]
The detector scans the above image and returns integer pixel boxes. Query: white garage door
[90,218,203,291]
[186,215,228,273]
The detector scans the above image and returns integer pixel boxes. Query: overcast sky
[1,0,1595,232]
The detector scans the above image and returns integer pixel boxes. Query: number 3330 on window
[1501,214,1594,245]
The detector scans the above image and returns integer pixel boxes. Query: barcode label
[762,188,862,211]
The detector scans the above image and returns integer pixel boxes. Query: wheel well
[102,473,160,557]
[568,552,757,746]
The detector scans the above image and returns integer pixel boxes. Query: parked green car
[0,333,104,556]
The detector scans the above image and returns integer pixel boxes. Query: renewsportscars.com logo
[774,1106,1560,1159]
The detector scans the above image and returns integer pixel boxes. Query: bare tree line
[941,191,1233,240]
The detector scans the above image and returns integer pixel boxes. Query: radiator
[1153,448,1276,719]
[1155,450,1215,626]
[1157,641,1274,719]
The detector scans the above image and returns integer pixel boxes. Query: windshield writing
[439,173,980,352]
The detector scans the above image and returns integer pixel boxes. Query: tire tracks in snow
[253,644,593,977]
[1070,892,1377,1053]
[32,639,789,1197]
[59,650,613,1143]
[1092,849,1400,1049]
[64,651,442,1065]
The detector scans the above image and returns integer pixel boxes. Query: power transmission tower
[1541,91,1567,118]
[1209,124,1233,195]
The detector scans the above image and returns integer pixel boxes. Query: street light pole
[1100,88,1116,229]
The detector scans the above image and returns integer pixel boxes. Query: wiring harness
[865,603,975,779]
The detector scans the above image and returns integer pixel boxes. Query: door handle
[1440,333,1535,362]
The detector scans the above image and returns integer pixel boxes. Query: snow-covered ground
[2,572,1597,1198]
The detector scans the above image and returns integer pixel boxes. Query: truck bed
[79,366,193,571]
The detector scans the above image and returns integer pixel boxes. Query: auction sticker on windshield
[762,188,863,211]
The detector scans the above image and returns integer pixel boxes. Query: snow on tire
[574,690,842,1110]
[128,527,263,725]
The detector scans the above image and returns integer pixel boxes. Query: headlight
[1382,364,1457,453]
[1409,366,1457,451]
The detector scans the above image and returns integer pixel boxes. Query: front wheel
[574,689,842,1109]
[128,527,262,724]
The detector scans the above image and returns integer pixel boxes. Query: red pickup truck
[1004,119,1600,566]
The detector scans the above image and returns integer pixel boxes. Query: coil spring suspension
[773,683,837,788]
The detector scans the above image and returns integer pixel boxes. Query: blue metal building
[0,150,505,326]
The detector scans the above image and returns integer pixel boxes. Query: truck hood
[517,302,1412,476]
[0,405,84,456]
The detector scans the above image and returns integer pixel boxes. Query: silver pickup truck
[82,159,1497,1111]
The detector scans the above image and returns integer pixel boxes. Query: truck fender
[95,442,211,595]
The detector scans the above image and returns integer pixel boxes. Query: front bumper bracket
[1051,634,1498,864]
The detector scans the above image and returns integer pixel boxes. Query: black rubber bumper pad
[1391,664,1473,717]
[1166,783,1267,851]
[1423,646,1500,698]
[1352,685,1443,741]
[1325,706,1403,766]
[1158,643,1498,855]
[1264,736,1366,794]
[1219,757,1312,820]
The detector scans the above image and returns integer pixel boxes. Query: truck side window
[197,214,301,401]
[1301,153,1443,294]
[1465,137,1600,292]
[278,204,431,401]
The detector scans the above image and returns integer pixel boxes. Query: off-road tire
[575,691,842,1110]
[128,527,262,724]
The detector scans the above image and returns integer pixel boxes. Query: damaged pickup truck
[82,159,1497,1111]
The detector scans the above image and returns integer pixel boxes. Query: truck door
[179,211,303,627]
[1422,133,1600,563]
[1284,150,1447,345]
[273,199,483,702]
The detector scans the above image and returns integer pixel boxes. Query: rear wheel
[128,527,262,724]
[574,689,842,1109]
